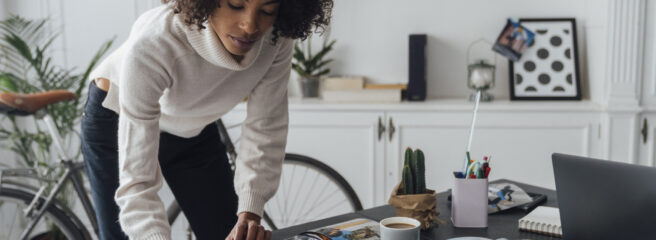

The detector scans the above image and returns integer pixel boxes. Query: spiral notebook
[518,206,562,238]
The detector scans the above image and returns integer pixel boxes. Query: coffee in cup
[380,217,420,240]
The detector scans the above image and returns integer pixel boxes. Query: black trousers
[81,82,238,240]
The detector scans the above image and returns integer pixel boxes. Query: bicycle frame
[0,110,99,239]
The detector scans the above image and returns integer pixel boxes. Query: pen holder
[451,178,488,228]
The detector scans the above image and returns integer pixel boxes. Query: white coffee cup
[379,216,421,240]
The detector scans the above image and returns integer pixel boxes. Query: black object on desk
[519,192,547,213]
[272,179,560,240]
[446,191,547,213]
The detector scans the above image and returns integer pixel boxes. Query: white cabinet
[282,111,386,208]
[637,115,656,167]
[224,99,603,207]
[385,107,602,197]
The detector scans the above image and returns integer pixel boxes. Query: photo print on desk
[510,18,581,100]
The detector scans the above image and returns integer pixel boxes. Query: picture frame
[509,18,581,101]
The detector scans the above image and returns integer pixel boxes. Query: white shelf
[233,98,603,112]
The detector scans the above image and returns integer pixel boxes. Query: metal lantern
[466,38,497,102]
[467,59,496,101]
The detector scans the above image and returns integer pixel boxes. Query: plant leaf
[315,68,330,77]
[314,59,333,72]
[3,33,33,63]
[307,40,335,70]
[293,42,306,63]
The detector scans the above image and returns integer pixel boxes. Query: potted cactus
[389,147,440,230]
[402,148,427,194]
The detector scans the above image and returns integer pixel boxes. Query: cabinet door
[386,111,601,193]
[637,115,656,167]
[222,109,386,208]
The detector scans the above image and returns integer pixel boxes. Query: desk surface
[272,179,560,240]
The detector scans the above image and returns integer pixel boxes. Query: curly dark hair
[161,0,333,43]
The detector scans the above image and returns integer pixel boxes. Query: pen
[464,151,472,174]
[476,166,485,178]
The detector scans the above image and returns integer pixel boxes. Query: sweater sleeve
[114,41,173,240]
[234,38,292,217]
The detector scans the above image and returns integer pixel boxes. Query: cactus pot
[388,182,440,230]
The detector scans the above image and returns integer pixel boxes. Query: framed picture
[509,18,581,100]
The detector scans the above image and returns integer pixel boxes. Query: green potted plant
[291,36,336,98]
[0,15,112,238]
[388,147,440,230]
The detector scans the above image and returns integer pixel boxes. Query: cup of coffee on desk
[380,216,420,240]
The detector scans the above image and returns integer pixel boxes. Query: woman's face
[211,0,280,60]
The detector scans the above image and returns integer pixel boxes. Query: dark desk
[272,179,560,240]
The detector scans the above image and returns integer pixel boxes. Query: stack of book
[320,77,404,103]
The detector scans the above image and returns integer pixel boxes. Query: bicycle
[0,90,363,239]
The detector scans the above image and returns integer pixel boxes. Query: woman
[80,0,333,239]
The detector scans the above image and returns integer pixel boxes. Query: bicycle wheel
[0,187,88,240]
[262,153,363,230]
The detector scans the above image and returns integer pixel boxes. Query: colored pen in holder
[451,177,488,228]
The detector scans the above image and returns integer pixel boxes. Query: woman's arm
[234,38,293,218]
[115,41,173,240]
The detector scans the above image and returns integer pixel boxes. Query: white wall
[0,1,7,19]
[4,0,160,71]
[327,0,607,102]
[6,0,609,103]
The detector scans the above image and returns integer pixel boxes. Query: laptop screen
[552,153,656,240]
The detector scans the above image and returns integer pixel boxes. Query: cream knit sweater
[89,5,290,240]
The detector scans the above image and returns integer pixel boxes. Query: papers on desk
[284,218,380,240]
[487,183,534,213]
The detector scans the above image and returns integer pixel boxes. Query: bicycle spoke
[274,189,285,225]
[278,166,289,226]
[0,194,81,239]
[299,183,338,218]
[260,155,361,229]
[283,164,299,226]
[295,167,320,219]
[311,198,348,221]
[299,175,331,218]
[287,167,309,220]
[304,188,341,219]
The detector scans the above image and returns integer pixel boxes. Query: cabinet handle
[642,118,648,144]
[378,117,386,141]
[389,117,396,141]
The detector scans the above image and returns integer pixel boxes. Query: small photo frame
[509,18,581,101]
[493,19,535,62]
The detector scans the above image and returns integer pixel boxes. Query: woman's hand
[226,212,271,240]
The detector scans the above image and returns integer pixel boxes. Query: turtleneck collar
[182,19,267,71]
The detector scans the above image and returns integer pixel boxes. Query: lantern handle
[466,38,497,66]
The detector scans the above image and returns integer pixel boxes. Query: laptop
[552,153,656,240]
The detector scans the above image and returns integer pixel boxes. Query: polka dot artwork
[510,19,581,100]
